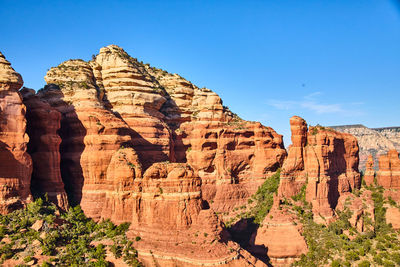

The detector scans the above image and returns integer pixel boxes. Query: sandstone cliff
[377,150,400,190]
[18,45,287,266]
[279,116,361,222]
[0,52,32,214]
[21,87,69,210]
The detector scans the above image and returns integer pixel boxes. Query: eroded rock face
[364,155,375,186]
[39,45,286,216]
[150,66,287,212]
[42,60,139,220]
[93,46,173,168]
[249,200,308,266]
[20,88,68,210]
[279,116,361,221]
[336,191,375,233]
[0,52,32,214]
[30,45,285,265]
[377,150,400,189]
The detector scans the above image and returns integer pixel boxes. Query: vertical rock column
[364,155,375,186]
[0,52,32,214]
[21,88,69,210]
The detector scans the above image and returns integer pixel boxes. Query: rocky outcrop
[39,45,286,216]
[20,88,68,210]
[249,201,308,266]
[364,155,375,186]
[331,124,400,170]
[377,150,400,189]
[42,59,139,219]
[336,191,375,232]
[93,46,173,168]
[23,45,287,265]
[279,116,361,221]
[0,52,32,214]
[150,65,287,212]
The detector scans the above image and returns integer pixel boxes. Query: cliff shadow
[38,84,86,207]
[328,138,347,209]
[227,218,272,266]
[160,96,190,164]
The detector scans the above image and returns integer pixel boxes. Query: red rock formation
[336,191,374,232]
[33,46,285,265]
[124,163,263,266]
[41,60,140,221]
[377,150,400,189]
[151,65,287,212]
[279,116,361,221]
[40,45,286,216]
[93,46,173,168]
[386,206,400,229]
[364,155,375,186]
[249,200,308,266]
[0,52,32,214]
[20,88,68,210]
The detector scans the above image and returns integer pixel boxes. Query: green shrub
[249,170,281,224]
[358,260,370,267]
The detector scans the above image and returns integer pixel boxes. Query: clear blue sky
[1,0,400,145]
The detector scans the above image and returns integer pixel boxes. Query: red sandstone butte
[364,155,375,186]
[0,52,32,214]
[377,150,400,189]
[249,199,308,266]
[31,45,283,265]
[20,88,68,210]
[279,116,361,222]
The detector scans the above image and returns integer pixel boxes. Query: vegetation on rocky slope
[224,170,281,227]
[0,196,142,266]
[292,181,400,267]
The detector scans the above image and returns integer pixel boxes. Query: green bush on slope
[0,197,143,266]
[293,184,400,267]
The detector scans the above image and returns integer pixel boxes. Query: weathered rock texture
[17,45,287,265]
[279,116,361,221]
[331,124,400,170]
[20,88,68,210]
[364,155,375,186]
[377,150,400,189]
[336,190,375,233]
[0,52,32,214]
[249,200,308,266]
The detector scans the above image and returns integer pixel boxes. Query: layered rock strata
[0,52,32,214]
[377,150,400,189]
[20,88,68,210]
[279,116,361,221]
[40,45,286,217]
[23,45,287,265]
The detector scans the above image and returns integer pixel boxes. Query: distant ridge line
[328,124,400,130]
[329,124,366,128]
[372,127,400,130]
